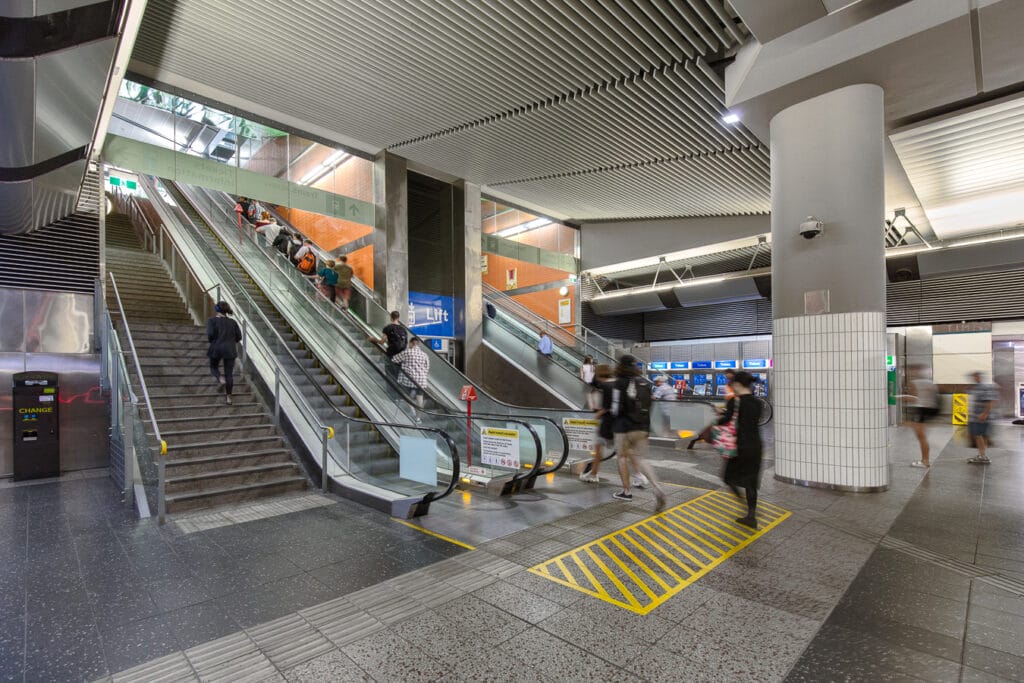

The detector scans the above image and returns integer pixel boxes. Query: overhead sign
[480,427,520,469]
[649,362,669,371]
[408,291,455,338]
[692,361,712,369]
[562,418,599,453]
[714,360,738,369]
[742,359,769,369]
[669,362,690,370]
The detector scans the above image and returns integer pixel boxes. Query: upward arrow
[348,204,359,217]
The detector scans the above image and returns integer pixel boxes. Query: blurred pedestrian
[333,255,354,309]
[317,259,339,303]
[720,372,763,528]
[967,371,999,465]
[903,364,938,468]
[610,355,665,511]
[580,364,614,483]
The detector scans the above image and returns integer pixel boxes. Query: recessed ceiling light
[722,113,740,124]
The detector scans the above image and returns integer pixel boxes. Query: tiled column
[770,84,888,491]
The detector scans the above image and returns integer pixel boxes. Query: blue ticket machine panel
[12,372,60,481]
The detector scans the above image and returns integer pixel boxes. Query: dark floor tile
[216,572,337,628]
[146,575,215,612]
[309,560,389,595]
[964,642,1024,681]
[23,619,108,683]
[97,613,179,674]
[0,610,25,682]
[161,600,243,650]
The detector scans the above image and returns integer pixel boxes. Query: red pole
[466,400,472,468]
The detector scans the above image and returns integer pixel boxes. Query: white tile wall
[773,312,889,490]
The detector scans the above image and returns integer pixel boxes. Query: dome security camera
[799,216,824,239]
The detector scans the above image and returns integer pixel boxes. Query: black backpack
[272,233,289,254]
[384,324,407,354]
[622,377,652,425]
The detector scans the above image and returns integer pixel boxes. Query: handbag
[711,403,739,459]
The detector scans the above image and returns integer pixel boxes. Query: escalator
[145,177,552,497]
[167,182,722,480]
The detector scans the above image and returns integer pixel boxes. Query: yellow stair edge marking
[528,491,791,615]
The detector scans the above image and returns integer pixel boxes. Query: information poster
[562,417,599,453]
[480,427,520,469]
[558,298,572,324]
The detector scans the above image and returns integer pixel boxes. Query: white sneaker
[631,474,649,489]
[579,472,601,483]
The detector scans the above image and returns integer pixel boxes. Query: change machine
[12,372,60,481]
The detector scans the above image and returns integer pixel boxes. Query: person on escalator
[393,338,430,417]
[538,330,553,357]
[235,197,253,226]
[255,211,274,228]
[317,260,339,303]
[333,256,354,309]
[207,301,242,406]
[369,310,407,381]
[255,217,281,247]
[272,229,291,256]
[294,240,317,277]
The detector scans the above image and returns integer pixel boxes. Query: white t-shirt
[581,363,595,383]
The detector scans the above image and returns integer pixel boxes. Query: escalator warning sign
[480,427,519,469]
[562,418,599,453]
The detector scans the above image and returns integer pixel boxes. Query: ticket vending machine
[12,372,60,481]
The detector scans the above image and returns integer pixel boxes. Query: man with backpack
[369,310,407,381]
[294,239,317,277]
[609,355,665,510]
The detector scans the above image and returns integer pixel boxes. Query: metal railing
[107,272,168,521]
[135,176,466,510]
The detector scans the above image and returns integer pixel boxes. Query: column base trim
[773,473,888,493]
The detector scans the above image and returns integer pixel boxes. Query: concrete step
[164,435,286,459]
[152,402,262,419]
[147,386,254,403]
[153,424,277,445]
[153,413,269,430]
[133,375,247,388]
[165,477,307,513]
[165,462,302,495]
[165,449,293,476]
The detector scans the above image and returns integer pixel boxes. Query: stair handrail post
[240,319,248,369]
[321,426,335,492]
[273,365,281,427]
[108,272,167,523]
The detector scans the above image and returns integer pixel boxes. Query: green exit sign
[126,180,137,190]
[109,176,122,186]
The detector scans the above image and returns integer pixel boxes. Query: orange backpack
[297,251,316,275]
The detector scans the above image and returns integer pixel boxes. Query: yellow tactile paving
[528,491,791,614]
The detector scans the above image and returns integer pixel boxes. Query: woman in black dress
[719,371,763,529]
[207,301,242,405]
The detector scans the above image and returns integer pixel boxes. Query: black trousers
[210,356,236,395]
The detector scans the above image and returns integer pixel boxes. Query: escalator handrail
[171,180,547,483]
[141,176,464,501]
[193,186,567,475]
[179,184,552,485]
[483,282,617,365]
[482,312,596,393]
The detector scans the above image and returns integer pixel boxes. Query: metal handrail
[107,272,168,521]
[143,177,467,501]
[483,282,617,365]
[184,184,557,485]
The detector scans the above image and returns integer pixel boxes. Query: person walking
[393,337,430,416]
[903,365,938,468]
[317,259,340,303]
[720,371,764,529]
[580,355,597,409]
[580,364,614,483]
[369,311,407,381]
[333,255,354,309]
[538,330,553,357]
[609,355,665,510]
[207,301,242,406]
[967,371,999,464]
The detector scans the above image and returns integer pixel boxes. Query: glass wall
[481,199,579,327]
[110,80,376,284]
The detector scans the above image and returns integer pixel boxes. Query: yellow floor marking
[390,519,476,550]
[529,491,791,614]
[650,517,719,562]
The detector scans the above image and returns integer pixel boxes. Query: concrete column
[770,84,888,492]
[453,180,484,382]
[372,151,408,317]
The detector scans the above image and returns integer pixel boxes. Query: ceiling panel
[890,93,1024,239]
[129,0,765,221]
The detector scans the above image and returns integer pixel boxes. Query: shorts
[968,421,990,439]
[614,430,649,460]
[909,406,938,423]
[595,435,614,450]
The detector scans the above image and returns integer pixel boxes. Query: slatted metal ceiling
[130,0,768,222]
[890,94,1024,240]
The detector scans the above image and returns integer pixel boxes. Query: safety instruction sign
[952,393,968,425]
[562,417,600,453]
[480,427,520,469]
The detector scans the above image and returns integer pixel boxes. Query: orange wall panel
[483,252,573,326]
[276,207,373,252]
[346,243,374,290]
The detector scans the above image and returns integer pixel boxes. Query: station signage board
[742,359,770,369]
[648,362,669,371]
[713,360,738,369]
[669,362,690,370]
[408,291,455,339]
[692,361,712,369]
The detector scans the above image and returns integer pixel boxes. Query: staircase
[105,212,308,513]
[157,185,418,489]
